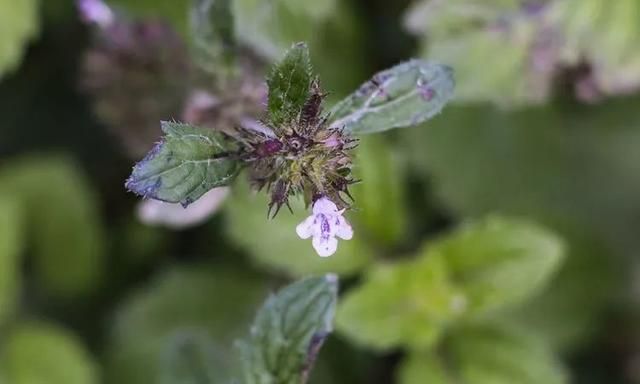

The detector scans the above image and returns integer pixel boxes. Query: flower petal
[296,215,316,239]
[334,216,353,240]
[312,197,339,215]
[312,235,338,257]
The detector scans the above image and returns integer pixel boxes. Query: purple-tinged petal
[334,216,353,240]
[312,235,338,257]
[296,216,316,239]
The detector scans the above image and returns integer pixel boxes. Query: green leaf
[106,265,267,384]
[0,0,39,79]
[225,178,372,277]
[158,331,226,384]
[126,122,239,206]
[336,216,564,351]
[328,60,454,134]
[397,323,567,384]
[505,228,615,352]
[428,216,566,316]
[0,322,98,384]
[405,1,541,107]
[0,195,23,324]
[190,0,237,84]
[237,275,338,384]
[0,157,105,297]
[336,254,464,351]
[351,135,408,247]
[266,42,313,127]
[234,0,337,60]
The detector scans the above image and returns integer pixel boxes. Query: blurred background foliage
[0,0,639,383]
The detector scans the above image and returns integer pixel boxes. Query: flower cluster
[237,80,358,218]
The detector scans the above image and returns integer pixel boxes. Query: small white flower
[296,197,353,257]
[77,0,114,28]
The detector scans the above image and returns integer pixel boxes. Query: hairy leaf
[0,323,98,384]
[126,122,239,206]
[238,275,338,384]
[267,42,313,127]
[328,60,454,134]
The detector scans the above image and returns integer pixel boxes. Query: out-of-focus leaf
[402,99,640,260]
[351,135,407,248]
[396,352,449,384]
[397,323,567,384]
[266,42,313,127]
[126,122,239,206]
[0,322,98,384]
[0,157,105,297]
[190,0,237,84]
[336,253,463,351]
[158,330,228,384]
[548,0,640,97]
[404,1,544,106]
[234,0,337,60]
[237,275,338,384]
[225,178,372,277]
[0,195,23,324]
[428,216,565,316]
[0,0,39,79]
[328,60,454,134]
[506,228,615,352]
[107,265,267,384]
[336,216,563,351]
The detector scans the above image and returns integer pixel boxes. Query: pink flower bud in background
[77,0,114,28]
[137,187,230,229]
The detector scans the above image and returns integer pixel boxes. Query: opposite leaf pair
[126,42,454,256]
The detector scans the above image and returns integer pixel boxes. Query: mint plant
[126,37,454,256]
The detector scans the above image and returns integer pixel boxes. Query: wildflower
[296,197,353,257]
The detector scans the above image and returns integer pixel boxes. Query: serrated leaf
[107,265,267,384]
[0,323,98,384]
[0,0,39,79]
[397,323,567,384]
[225,178,372,277]
[0,157,105,297]
[336,253,464,351]
[267,42,313,127]
[429,216,566,316]
[190,0,237,84]
[238,275,338,384]
[126,122,239,206]
[328,60,454,134]
[0,195,23,324]
[336,216,564,351]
